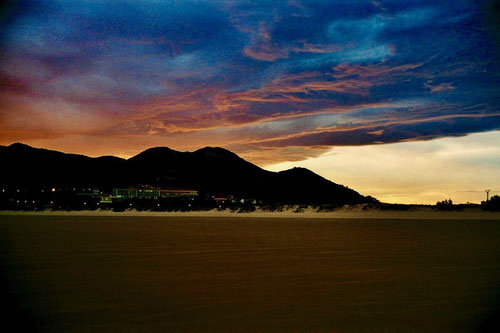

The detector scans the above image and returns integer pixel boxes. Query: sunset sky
[1,0,499,203]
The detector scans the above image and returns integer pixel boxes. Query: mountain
[0,143,368,204]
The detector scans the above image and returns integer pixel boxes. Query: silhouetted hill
[0,143,127,187]
[0,143,368,204]
[269,168,364,203]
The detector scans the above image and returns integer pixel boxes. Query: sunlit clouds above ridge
[1,0,499,164]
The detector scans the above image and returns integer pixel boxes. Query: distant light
[157,204,160,207]
[50,201,53,204]
[24,200,27,203]
[130,203,132,206]
[51,188,56,192]
[32,200,35,204]
[2,189,4,192]
[84,202,86,205]
[17,200,19,203]
[97,203,100,206]
[41,189,44,192]
[17,189,20,193]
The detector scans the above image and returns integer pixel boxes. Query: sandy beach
[1,213,499,332]
[1,205,499,220]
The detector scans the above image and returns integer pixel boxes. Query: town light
[51,188,56,192]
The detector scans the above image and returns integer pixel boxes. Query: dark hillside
[0,143,368,204]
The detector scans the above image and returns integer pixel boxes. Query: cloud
[0,0,499,165]
[425,82,455,93]
[265,131,500,204]
[243,22,289,61]
[249,113,500,149]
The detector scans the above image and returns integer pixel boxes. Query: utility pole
[485,189,491,202]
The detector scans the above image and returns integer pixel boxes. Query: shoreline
[1,206,499,220]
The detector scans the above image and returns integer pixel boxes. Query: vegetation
[435,199,454,210]
[482,195,500,211]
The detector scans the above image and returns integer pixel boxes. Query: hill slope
[0,143,368,204]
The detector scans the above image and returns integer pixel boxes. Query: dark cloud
[248,114,500,148]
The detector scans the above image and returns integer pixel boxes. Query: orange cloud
[90,62,426,139]
[425,82,454,93]
[332,63,423,79]
[243,23,289,61]
[291,42,339,54]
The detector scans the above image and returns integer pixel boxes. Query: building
[113,187,198,199]
[99,195,113,204]
[213,197,228,204]
[160,189,198,198]
[113,187,160,199]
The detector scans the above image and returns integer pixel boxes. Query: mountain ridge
[0,143,369,205]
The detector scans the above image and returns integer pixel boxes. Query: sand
[1,214,499,332]
[1,205,499,220]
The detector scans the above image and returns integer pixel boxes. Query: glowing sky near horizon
[1,0,499,203]
[266,131,500,204]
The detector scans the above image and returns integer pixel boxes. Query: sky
[267,131,500,204]
[1,0,499,203]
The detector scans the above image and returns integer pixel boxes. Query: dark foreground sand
[1,215,499,332]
